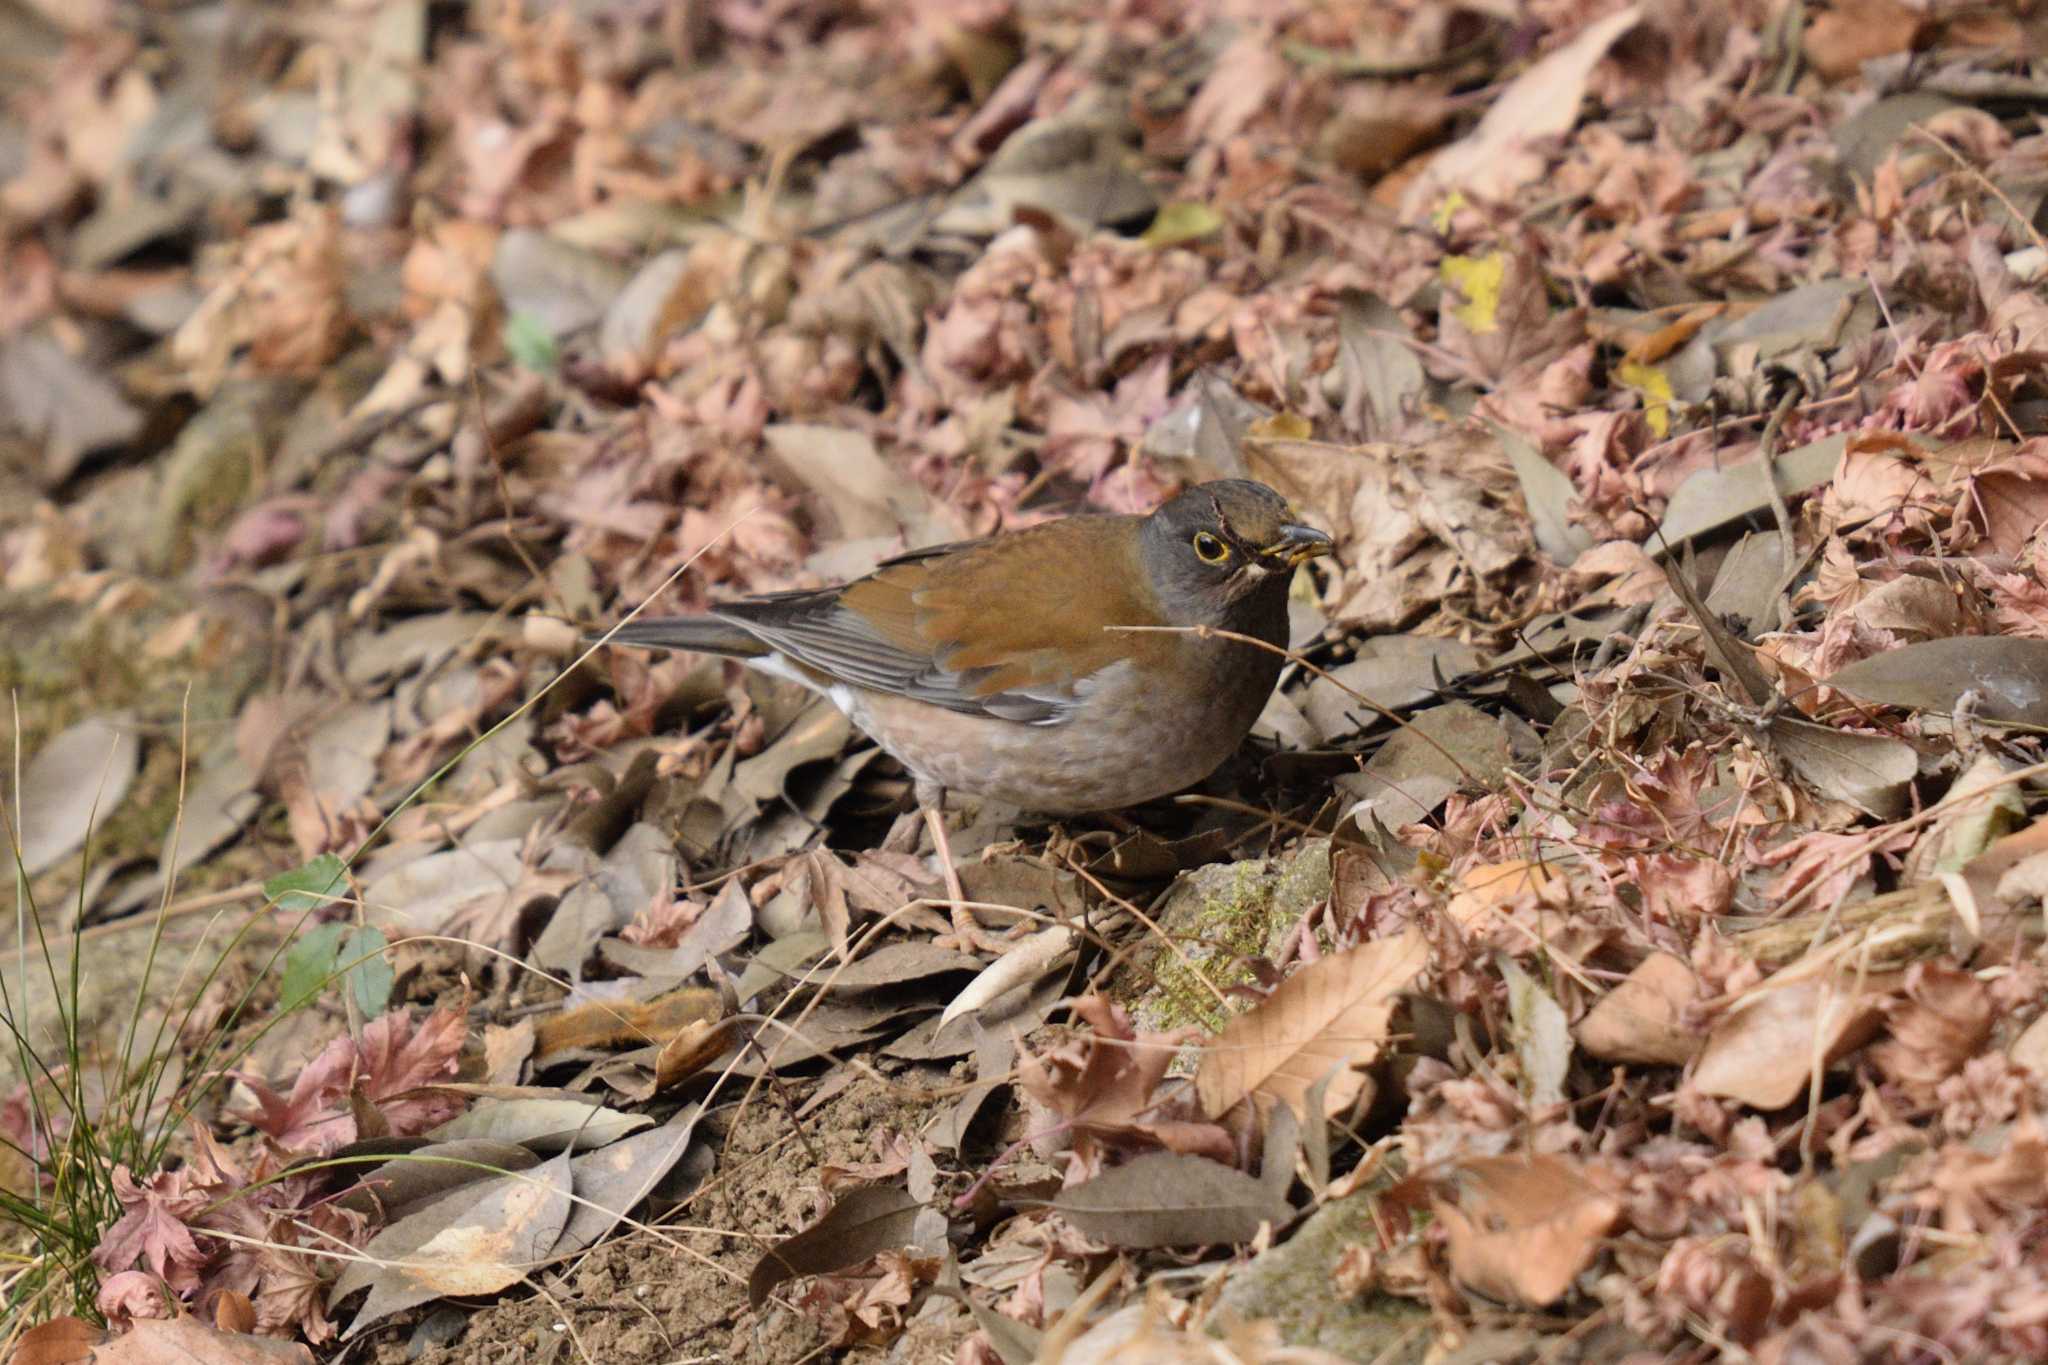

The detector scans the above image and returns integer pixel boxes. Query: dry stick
[1037,1260,1125,1365]
[1173,791,1323,841]
[1062,855,1232,1011]
[64,880,267,944]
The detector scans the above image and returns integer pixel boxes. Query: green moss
[1146,862,1281,1033]
[1120,842,1335,1037]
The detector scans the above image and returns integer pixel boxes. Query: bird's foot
[935,903,1018,957]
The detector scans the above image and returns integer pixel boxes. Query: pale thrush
[602,478,1332,945]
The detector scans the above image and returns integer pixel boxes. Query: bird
[599,478,1333,950]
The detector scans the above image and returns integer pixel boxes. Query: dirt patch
[365,1073,939,1365]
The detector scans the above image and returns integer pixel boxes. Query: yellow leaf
[1246,412,1312,441]
[1440,252,1505,334]
[1616,359,1673,437]
[1431,190,1467,233]
[1143,201,1224,247]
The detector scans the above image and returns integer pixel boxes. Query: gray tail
[590,615,767,659]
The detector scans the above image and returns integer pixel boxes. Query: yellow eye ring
[1191,531,1231,565]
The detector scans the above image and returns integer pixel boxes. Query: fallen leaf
[490,228,629,337]
[1656,435,1844,548]
[1493,420,1593,567]
[760,424,943,543]
[1499,955,1571,1110]
[1335,290,1426,440]
[822,942,985,992]
[1768,716,1918,821]
[1050,1150,1291,1249]
[14,712,139,877]
[1826,637,2048,728]
[550,1105,702,1257]
[1016,996,1192,1155]
[1803,0,1925,82]
[336,1139,539,1221]
[1434,1155,1620,1307]
[938,924,1076,1026]
[1575,953,1701,1066]
[749,1183,926,1308]
[1692,968,1893,1109]
[359,839,527,935]
[1337,703,1509,831]
[334,1151,573,1336]
[1404,6,1644,212]
[0,332,143,482]
[1298,634,1482,741]
[88,1316,313,1363]
[1196,929,1430,1120]
[2011,1011,2048,1076]
[427,1097,651,1151]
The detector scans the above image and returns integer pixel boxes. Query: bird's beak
[1260,523,1334,567]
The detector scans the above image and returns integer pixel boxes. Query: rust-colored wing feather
[714,514,1163,724]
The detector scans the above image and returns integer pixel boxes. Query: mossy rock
[1210,1189,1431,1360]
[1116,839,1332,1038]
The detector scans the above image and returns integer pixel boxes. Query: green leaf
[266,853,348,916]
[343,925,395,1016]
[505,313,559,372]
[280,922,348,1010]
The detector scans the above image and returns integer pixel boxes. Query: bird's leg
[918,780,999,954]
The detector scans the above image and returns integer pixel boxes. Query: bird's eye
[1191,531,1231,565]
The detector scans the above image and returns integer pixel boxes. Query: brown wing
[718,514,1161,724]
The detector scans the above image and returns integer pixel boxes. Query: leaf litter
[12,1,2048,1362]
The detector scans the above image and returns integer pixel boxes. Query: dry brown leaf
[1016,996,1193,1157]
[1691,968,1894,1109]
[1925,1113,2048,1233]
[1195,929,1429,1121]
[334,1152,574,1336]
[1434,1154,1620,1307]
[1444,859,1567,929]
[11,1317,103,1365]
[1803,0,1926,82]
[749,1183,926,1309]
[1050,1149,1291,1249]
[2014,1010,2048,1076]
[1402,6,1644,211]
[1247,431,1530,631]
[1575,952,1702,1066]
[15,712,140,878]
[532,987,723,1061]
[88,1316,314,1363]
[1870,962,1993,1096]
